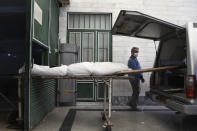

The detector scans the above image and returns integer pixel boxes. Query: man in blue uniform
[128,47,145,110]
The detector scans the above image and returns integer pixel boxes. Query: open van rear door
[112,10,185,40]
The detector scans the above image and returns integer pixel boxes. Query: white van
[112,10,197,115]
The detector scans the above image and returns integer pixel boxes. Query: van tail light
[186,75,196,98]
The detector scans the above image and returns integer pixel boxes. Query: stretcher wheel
[105,125,111,131]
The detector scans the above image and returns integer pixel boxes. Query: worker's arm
[128,59,136,69]
[140,75,145,83]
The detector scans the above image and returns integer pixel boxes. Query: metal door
[67,13,112,101]
[59,44,77,105]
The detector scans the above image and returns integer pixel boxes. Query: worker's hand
[141,78,145,83]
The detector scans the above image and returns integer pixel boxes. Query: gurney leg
[108,79,112,118]
[102,83,107,121]
[16,77,23,124]
[101,79,113,131]
[104,83,106,112]
[104,79,112,131]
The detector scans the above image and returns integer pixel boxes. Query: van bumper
[146,91,197,115]
[166,100,197,115]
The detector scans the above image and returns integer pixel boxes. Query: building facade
[59,0,197,104]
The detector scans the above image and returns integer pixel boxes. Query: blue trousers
[129,78,140,107]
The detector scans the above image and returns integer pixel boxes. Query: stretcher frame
[0,75,134,131]
[33,75,134,131]
[0,65,182,130]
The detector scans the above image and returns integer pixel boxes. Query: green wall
[33,0,49,46]
[24,0,59,130]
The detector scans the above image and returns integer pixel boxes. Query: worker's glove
[141,78,145,83]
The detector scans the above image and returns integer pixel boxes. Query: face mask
[133,53,138,57]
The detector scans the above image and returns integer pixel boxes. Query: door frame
[67,12,112,101]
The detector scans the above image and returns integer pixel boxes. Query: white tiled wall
[59,0,197,96]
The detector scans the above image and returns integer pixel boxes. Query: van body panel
[112,10,185,40]
[186,23,197,76]
[112,10,197,115]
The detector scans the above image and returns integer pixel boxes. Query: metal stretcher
[33,75,134,131]
[0,65,180,131]
[0,75,133,131]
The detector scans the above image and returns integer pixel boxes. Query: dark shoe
[175,111,181,114]
[131,106,141,111]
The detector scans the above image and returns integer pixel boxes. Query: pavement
[1,105,197,131]
[33,105,197,131]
